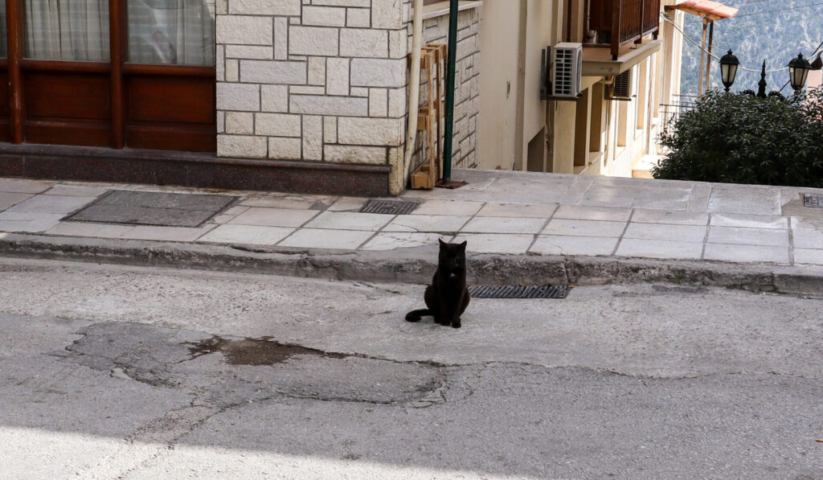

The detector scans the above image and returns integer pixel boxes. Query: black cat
[405,239,470,329]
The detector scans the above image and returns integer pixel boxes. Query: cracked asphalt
[0,258,822,479]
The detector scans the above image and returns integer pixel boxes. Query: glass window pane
[25,0,110,61]
[128,0,215,66]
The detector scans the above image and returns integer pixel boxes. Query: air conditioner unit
[551,43,583,100]
[607,69,633,101]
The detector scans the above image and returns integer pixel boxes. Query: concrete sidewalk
[0,169,823,289]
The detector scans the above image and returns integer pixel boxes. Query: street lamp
[788,53,811,93]
[719,50,740,92]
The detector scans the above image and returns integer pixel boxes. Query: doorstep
[0,143,392,197]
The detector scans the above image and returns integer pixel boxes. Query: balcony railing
[588,0,661,60]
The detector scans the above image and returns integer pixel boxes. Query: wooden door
[3,0,215,152]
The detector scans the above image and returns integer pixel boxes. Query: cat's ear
[438,238,446,247]
[459,241,467,250]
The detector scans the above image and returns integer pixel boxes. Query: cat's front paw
[451,320,461,329]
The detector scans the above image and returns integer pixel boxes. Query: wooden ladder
[410,43,447,190]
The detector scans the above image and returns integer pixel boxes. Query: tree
[653,90,823,187]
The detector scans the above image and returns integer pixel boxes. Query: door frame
[4,0,216,152]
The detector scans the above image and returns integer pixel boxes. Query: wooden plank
[19,60,110,73]
[25,120,112,147]
[122,64,216,77]
[126,124,216,152]
[611,0,621,60]
[7,0,23,143]
[110,0,125,148]
[126,76,215,125]
[25,72,111,121]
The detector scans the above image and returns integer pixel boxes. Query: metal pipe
[704,21,714,95]
[442,0,459,182]
[514,0,528,171]
[697,19,707,98]
[403,0,424,183]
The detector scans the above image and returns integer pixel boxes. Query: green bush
[653,89,823,187]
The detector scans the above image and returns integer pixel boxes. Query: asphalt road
[0,258,822,479]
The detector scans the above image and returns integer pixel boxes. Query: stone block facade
[215,0,480,195]
[409,6,480,171]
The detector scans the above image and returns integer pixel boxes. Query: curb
[0,233,822,296]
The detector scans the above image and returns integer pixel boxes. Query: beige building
[477,0,685,177]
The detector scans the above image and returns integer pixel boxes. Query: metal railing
[659,94,698,134]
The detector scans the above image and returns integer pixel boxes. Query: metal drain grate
[360,199,420,215]
[804,194,823,208]
[468,285,570,299]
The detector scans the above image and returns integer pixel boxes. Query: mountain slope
[679,0,823,96]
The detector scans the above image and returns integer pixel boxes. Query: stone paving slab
[0,170,822,273]
[199,225,294,246]
[45,222,136,239]
[8,195,96,215]
[530,235,618,256]
[0,192,34,211]
[554,205,632,222]
[279,228,374,249]
[623,223,707,243]
[383,215,469,233]
[630,209,708,226]
[0,178,53,194]
[616,239,704,260]
[0,212,64,233]
[710,213,789,229]
[543,219,627,238]
[228,207,319,228]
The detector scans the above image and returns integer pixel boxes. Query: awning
[665,0,739,22]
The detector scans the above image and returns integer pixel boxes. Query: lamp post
[715,53,812,98]
[719,50,739,92]
[757,60,768,98]
[788,53,811,93]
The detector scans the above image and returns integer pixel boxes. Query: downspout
[442,0,460,182]
[514,0,528,170]
[403,0,424,182]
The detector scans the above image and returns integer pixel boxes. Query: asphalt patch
[188,336,347,366]
[59,322,446,406]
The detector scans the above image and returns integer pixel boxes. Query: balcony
[588,0,662,60]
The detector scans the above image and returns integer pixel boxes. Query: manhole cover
[468,285,569,299]
[66,190,238,227]
[803,194,823,208]
[360,199,420,215]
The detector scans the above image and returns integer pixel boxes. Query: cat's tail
[405,309,431,322]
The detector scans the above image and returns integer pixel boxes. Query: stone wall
[214,0,409,193]
[409,6,481,171]
[214,0,480,194]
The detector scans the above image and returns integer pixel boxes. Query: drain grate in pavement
[360,199,420,215]
[468,285,570,299]
[803,194,823,208]
[65,190,238,227]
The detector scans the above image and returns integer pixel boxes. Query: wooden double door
[0,0,216,152]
